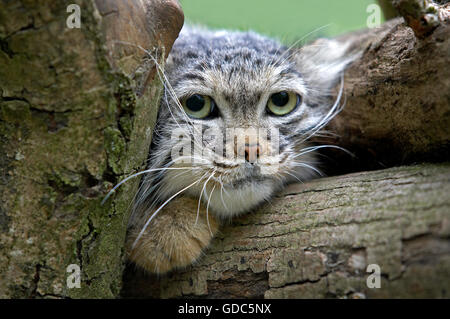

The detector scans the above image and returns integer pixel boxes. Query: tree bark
[0,0,182,298]
[122,163,450,298]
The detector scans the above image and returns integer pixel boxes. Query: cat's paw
[126,197,219,274]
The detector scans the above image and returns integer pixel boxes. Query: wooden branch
[122,163,450,298]
[0,0,182,298]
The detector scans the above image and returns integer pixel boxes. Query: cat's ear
[292,39,358,92]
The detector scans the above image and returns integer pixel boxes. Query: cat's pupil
[271,91,289,107]
[186,94,205,112]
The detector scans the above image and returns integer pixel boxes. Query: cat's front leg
[126,197,219,274]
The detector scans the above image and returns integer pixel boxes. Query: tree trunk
[0,0,183,298]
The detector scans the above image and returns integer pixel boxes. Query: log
[0,0,182,298]
[122,163,450,298]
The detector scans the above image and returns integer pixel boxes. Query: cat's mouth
[210,154,288,184]
[212,154,288,168]
[213,160,240,169]
[176,158,285,217]
[208,161,279,189]
[192,166,278,217]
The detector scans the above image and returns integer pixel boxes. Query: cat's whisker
[218,176,229,212]
[130,154,208,210]
[109,42,206,205]
[311,130,339,138]
[291,161,324,176]
[277,43,335,67]
[162,92,204,149]
[158,77,205,149]
[139,168,195,214]
[152,170,198,202]
[195,169,217,226]
[293,144,353,159]
[269,24,332,68]
[284,170,303,184]
[163,94,202,147]
[299,75,345,144]
[284,78,345,145]
[164,155,210,168]
[206,184,216,236]
[272,171,285,184]
[132,176,206,249]
[101,166,200,205]
[153,67,207,148]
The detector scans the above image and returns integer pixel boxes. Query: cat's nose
[244,143,261,163]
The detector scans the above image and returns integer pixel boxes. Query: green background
[179,0,382,43]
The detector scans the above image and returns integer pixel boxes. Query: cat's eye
[182,94,216,119]
[266,91,301,116]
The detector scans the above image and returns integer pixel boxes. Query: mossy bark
[0,0,183,298]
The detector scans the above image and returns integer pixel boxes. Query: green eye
[182,94,215,119]
[267,91,301,116]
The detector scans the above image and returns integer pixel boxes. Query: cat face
[135,27,352,219]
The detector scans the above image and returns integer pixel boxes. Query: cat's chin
[203,178,279,219]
